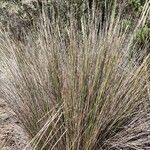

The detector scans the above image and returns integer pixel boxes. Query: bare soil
[0,99,29,150]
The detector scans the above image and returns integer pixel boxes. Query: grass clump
[0,1,150,150]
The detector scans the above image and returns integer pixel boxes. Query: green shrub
[136,25,150,42]
[128,0,144,11]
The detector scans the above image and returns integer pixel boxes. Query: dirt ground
[0,99,29,150]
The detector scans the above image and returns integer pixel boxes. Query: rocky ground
[0,99,29,150]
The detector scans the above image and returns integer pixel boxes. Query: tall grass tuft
[0,1,150,150]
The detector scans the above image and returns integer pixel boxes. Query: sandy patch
[0,99,29,150]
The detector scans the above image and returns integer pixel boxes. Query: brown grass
[0,1,150,150]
